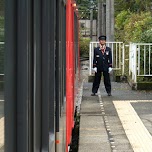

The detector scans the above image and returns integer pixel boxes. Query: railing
[89,42,125,75]
[129,43,152,83]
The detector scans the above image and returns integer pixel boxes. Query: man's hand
[108,67,113,73]
[92,67,97,73]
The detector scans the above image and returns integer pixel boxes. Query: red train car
[66,0,80,151]
[5,0,80,152]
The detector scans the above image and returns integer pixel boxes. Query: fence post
[134,44,137,83]
[122,43,125,75]
[89,42,92,75]
[129,43,131,76]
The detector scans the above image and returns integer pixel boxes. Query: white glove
[108,67,113,73]
[92,67,97,73]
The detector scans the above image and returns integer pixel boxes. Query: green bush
[137,76,152,82]
[124,12,152,43]
[115,11,152,43]
[80,37,90,57]
[115,10,130,31]
[141,28,152,43]
[115,10,131,42]
[115,11,152,83]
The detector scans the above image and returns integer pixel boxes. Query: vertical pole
[134,45,137,83]
[129,43,131,76]
[122,43,125,75]
[90,9,93,40]
[106,0,110,41]
[144,45,146,75]
[102,3,106,35]
[138,45,141,75]
[98,0,102,37]
[89,43,92,75]
[106,0,114,41]
[149,45,151,75]
[111,0,114,41]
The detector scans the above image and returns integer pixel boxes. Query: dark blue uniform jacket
[93,46,112,72]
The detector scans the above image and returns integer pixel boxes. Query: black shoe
[91,93,96,96]
[107,93,112,96]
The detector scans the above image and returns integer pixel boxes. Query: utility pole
[98,0,106,37]
[106,0,114,41]
[111,0,114,41]
[102,3,106,35]
[106,0,115,81]
[106,0,110,41]
[90,8,93,40]
[98,0,102,37]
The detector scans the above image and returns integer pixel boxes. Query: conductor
[91,35,112,96]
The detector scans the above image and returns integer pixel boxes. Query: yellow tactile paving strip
[113,100,152,152]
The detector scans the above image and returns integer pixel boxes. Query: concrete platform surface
[78,81,152,152]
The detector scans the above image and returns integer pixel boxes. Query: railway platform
[78,61,152,152]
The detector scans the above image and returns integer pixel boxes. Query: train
[5,0,80,152]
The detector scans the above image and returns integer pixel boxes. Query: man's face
[99,40,106,45]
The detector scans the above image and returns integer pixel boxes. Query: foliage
[141,28,152,43]
[77,0,98,19]
[115,11,152,43]
[80,36,90,57]
[137,76,152,82]
[115,0,152,16]
[115,10,131,30]
[137,82,152,90]
[124,12,152,42]
[115,7,152,84]
[115,10,131,41]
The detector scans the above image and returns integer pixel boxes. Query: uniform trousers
[92,71,111,94]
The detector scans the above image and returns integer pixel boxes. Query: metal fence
[89,42,125,75]
[129,43,152,83]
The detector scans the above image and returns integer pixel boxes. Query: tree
[115,0,152,17]
[77,0,98,19]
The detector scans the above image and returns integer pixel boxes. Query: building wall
[80,20,97,41]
